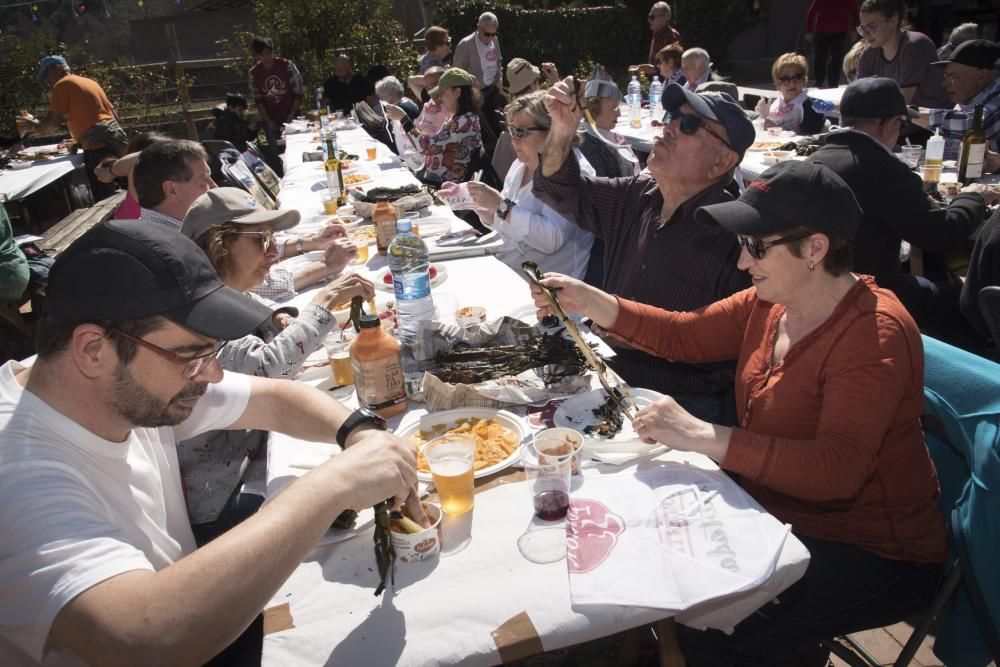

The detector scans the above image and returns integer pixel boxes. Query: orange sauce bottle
[372,201,397,256]
[350,314,407,418]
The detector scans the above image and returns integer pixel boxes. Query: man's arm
[49,378,417,667]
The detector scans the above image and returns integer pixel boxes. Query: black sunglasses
[737,233,810,260]
[777,73,805,84]
[482,31,496,37]
[508,125,546,139]
[662,107,736,153]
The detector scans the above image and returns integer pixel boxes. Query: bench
[41,190,125,259]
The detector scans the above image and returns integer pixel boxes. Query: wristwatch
[336,407,388,447]
[495,198,516,225]
[295,237,304,255]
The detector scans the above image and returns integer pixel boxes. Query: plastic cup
[350,230,370,265]
[533,427,583,476]
[323,331,355,387]
[322,194,339,215]
[520,440,573,521]
[422,435,475,515]
[366,144,378,160]
[390,502,442,563]
[920,165,942,185]
[901,145,922,169]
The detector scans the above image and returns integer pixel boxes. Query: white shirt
[0,361,251,666]
[475,36,500,87]
[493,154,596,280]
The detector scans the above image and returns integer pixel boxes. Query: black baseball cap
[932,39,1000,69]
[839,77,919,120]
[660,82,755,159]
[695,161,862,240]
[45,220,272,339]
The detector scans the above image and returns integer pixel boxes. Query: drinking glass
[422,435,475,515]
[521,440,573,521]
[323,331,355,387]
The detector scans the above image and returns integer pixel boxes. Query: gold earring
[807,262,815,271]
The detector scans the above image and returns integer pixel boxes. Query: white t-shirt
[494,153,596,281]
[0,360,251,666]
[476,37,500,87]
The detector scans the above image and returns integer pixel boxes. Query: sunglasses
[662,107,736,153]
[777,73,805,84]
[481,31,496,37]
[737,233,810,260]
[107,328,225,380]
[508,125,546,139]
[232,229,276,252]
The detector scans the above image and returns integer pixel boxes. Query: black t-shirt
[323,75,369,114]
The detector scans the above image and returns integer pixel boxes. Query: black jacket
[960,208,1000,339]
[807,130,984,309]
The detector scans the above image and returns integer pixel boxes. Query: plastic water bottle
[648,76,663,118]
[628,75,643,128]
[808,97,835,115]
[388,219,435,345]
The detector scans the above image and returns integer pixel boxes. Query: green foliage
[432,1,644,84]
[0,32,62,136]
[74,62,178,129]
[251,0,418,93]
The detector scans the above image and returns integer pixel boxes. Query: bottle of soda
[388,218,435,346]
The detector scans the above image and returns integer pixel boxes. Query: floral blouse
[417,111,483,183]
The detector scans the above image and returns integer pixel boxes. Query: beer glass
[422,435,475,515]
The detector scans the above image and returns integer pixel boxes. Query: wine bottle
[957,103,987,184]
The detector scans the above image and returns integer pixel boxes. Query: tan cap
[182,187,300,241]
[506,58,540,96]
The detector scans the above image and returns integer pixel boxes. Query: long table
[0,145,83,202]
[258,124,810,665]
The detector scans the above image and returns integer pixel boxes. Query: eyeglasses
[481,31,496,37]
[107,328,225,380]
[662,107,736,153]
[856,20,884,36]
[508,125,547,139]
[737,233,810,260]
[231,229,276,252]
[777,73,805,85]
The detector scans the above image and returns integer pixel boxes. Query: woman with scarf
[755,53,826,135]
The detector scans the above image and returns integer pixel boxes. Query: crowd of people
[2,0,1000,664]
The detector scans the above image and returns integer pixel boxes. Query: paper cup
[533,427,584,475]
[390,502,442,563]
[455,306,487,327]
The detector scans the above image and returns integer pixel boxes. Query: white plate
[396,408,527,483]
[375,263,448,292]
[554,387,667,462]
[318,507,375,546]
[412,218,451,238]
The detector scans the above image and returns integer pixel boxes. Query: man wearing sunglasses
[807,76,991,344]
[628,2,682,78]
[0,221,423,666]
[534,79,754,424]
[453,11,506,139]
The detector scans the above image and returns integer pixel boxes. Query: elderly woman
[465,90,595,280]
[375,75,420,121]
[530,161,946,663]
[178,188,374,543]
[755,53,826,134]
[386,67,483,184]
[579,79,641,179]
[654,44,686,86]
[856,0,949,108]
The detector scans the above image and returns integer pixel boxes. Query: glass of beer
[366,143,379,161]
[323,331,355,387]
[322,193,339,215]
[422,435,475,515]
[350,229,370,265]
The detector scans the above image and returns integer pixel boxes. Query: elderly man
[375,76,419,120]
[18,55,126,201]
[923,40,1000,165]
[533,79,753,423]
[132,140,216,230]
[937,21,979,61]
[808,77,988,343]
[630,2,683,76]
[0,220,422,666]
[324,54,369,115]
[453,11,506,139]
[682,48,715,91]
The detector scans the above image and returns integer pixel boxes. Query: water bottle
[388,219,435,345]
[648,76,663,118]
[808,97,835,115]
[627,75,643,129]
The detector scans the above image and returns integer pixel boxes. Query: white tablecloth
[0,145,83,201]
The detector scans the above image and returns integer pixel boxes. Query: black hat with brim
[660,82,755,158]
[932,39,1000,69]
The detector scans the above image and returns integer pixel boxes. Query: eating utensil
[521,261,639,422]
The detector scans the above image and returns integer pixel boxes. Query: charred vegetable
[331,509,358,530]
[349,295,365,333]
[433,332,588,383]
[585,388,626,437]
[373,499,395,596]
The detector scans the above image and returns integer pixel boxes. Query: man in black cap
[807,76,990,345]
[923,39,1000,165]
[0,221,422,665]
[533,79,754,424]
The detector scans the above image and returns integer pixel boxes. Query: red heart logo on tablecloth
[566,499,626,574]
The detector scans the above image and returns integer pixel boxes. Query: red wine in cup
[533,490,569,520]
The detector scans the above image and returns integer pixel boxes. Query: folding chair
[826,335,1000,667]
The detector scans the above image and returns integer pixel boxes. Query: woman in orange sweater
[531,161,947,664]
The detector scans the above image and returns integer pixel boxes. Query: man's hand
[311,272,374,311]
[324,429,419,511]
[543,77,582,137]
[985,149,1000,175]
[960,182,1000,205]
[322,238,358,275]
[94,163,117,184]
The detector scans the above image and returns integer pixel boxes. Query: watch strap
[295,237,304,255]
[336,408,387,448]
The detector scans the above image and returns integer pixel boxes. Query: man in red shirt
[630,2,682,76]
[248,36,303,176]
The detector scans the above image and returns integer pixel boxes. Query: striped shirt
[928,78,1000,161]
[532,154,750,398]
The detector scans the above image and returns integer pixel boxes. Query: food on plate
[411,418,519,472]
[343,173,372,185]
[585,388,626,437]
[432,332,588,384]
[356,184,422,203]
[383,265,438,285]
[749,140,784,151]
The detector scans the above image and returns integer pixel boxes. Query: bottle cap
[359,314,381,329]
[396,218,413,233]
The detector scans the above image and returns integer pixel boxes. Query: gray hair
[374,76,404,101]
[651,2,672,21]
[950,22,979,43]
[478,11,498,27]
[505,90,551,131]
[682,48,711,68]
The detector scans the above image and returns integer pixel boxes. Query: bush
[0,32,62,136]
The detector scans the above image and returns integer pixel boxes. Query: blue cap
[660,82,755,159]
[37,55,67,81]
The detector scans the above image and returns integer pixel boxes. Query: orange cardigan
[611,276,947,564]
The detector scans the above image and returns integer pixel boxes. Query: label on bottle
[393,271,431,301]
[959,142,986,180]
[376,219,397,252]
[352,354,406,411]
